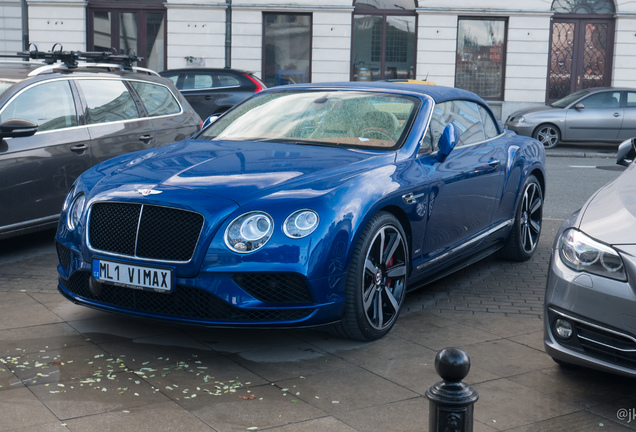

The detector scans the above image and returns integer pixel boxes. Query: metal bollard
[425,347,479,432]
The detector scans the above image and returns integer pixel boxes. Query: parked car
[544,137,636,376]
[55,82,545,341]
[159,68,266,120]
[0,51,201,240]
[505,87,636,149]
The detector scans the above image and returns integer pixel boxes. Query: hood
[95,139,390,205]
[510,105,557,118]
[578,164,636,245]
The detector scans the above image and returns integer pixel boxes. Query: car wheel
[533,124,560,149]
[334,212,408,341]
[500,175,543,262]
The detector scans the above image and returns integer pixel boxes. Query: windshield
[551,90,590,108]
[199,90,420,150]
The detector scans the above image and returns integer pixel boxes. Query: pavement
[1,145,635,431]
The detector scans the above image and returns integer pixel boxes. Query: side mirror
[436,123,460,163]
[574,102,585,110]
[617,137,636,167]
[202,115,220,129]
[0,119,38,139]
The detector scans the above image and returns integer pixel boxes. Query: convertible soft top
[281,81,488,106]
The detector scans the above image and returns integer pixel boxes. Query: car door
[74,78,157,165]
[617,91,636,140]
[0,79,91,233]
[564,90,623,141]
[128,80,199,146]
[417,100,504,266]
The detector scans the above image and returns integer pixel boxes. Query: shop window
[352,1,416,81]
[262,13,312,88]
[455,17,507,100]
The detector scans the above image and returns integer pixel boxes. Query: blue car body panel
[55,82,545,330]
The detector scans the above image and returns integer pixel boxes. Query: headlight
[67,193,86,230]
[558,228,626,281]
[284,210,319,238]
[62,185,76,211]
[225,212,273,253]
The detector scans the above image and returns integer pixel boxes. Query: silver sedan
[505,87,636,149]
[544,138,636,376]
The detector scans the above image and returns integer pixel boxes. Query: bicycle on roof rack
[0,43,158,76]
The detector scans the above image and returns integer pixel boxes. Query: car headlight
[62,185,76,211]
[508,115,525,124]
[67,193,86,230]
[225,212,273,253]
[284,210,319,238]
[558,228,626,281]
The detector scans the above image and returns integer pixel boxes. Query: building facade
[2,0,634,120]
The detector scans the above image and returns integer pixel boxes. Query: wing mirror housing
[574,102,585,110]
[617,137,636,167]
[0,119,38,139]
[202,115,220,129]
[436,123,460,163]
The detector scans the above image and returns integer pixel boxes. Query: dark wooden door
[547,16,614,103]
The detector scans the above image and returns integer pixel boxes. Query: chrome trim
[181,84,241,92]
[550,307,636,353]
[416,219,513,270]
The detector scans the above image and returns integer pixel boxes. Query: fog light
[554,319,574,340]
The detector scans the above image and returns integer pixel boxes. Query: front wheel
[333,212,408,341]
[533,124,560,149]
[499,175,543,262]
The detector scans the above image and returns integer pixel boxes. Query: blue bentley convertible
[55,82,545,340]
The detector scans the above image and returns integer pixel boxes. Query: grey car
[0,51,201,240]
[505,87,636,149]
[544,137,636,376]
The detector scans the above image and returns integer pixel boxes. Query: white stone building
[1,0,634,119]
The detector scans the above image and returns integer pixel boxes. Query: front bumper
[505,122,535,138]
[544,249,636,377]
[56,241,346,329]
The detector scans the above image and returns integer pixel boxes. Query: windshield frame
[198,89,422,152]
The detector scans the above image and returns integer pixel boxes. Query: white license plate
[92,259,173,293]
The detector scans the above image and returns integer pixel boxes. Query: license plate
[92,259,173,293]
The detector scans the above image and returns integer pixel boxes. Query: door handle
[488,159,500,167]
[613,112,621,117]
[139,134,153,144]
[69,144,88,153]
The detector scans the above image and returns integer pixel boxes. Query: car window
[479,105,499,139]
[580,91,621,109]
[426,100,486,149]
[626,92,636,108]
[217,73,241,87]
[76,79,140,124]
[0,80,77,132]
[130,81,181,117]
[180,73,214,90]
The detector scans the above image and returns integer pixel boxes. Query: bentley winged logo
[137,188,162,196]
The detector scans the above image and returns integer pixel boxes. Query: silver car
[544,138,636,376]
[505,87,636,149]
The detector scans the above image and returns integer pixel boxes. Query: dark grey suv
[0,51,201,240]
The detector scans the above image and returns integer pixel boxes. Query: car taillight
[245,74,264,93]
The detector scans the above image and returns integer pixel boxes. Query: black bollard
[425,347,479,432]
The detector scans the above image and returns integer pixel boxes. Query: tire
[500,175,543,262]
[533,124,560,149]
[332,212,408,341]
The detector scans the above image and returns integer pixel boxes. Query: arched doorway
[351,0,416,81]
[547,0,616,102]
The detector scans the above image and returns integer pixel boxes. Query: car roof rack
[0,43,157,76]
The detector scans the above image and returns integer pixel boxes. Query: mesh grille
[233,273,313,304]
[88,202,203,262]
[56,242,72,270]
[63,271,314,322]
